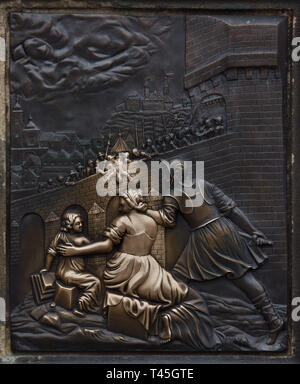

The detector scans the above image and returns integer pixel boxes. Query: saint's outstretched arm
[57,238,114,257]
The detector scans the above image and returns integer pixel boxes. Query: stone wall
[183,15,288,304]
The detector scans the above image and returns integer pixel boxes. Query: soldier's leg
[231,271,284,345]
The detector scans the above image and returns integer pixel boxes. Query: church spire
[13,95,22,111]
[111,132,129,154]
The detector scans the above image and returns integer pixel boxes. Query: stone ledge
[184,52,278,89]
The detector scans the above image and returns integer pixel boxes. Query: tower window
[27,135,35,146]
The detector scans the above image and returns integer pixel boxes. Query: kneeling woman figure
[58,191,222,350]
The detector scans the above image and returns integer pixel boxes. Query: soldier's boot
[252,291,284,345]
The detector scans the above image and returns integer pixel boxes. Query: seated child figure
[41,211,101,315]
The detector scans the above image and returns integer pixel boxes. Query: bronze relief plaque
[8,9,290,356]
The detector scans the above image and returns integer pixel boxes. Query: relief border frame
[0,0,298,364]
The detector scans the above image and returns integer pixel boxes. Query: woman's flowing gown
[102,214,222,350]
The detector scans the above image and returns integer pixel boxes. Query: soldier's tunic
[159,181,268,281]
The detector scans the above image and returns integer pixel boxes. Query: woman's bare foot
[160,314,172,344]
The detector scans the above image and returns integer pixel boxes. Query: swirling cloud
[10,13,173,101]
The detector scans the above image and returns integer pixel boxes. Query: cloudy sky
[10,13,186,139]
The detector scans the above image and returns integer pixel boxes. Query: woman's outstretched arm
[145,208,165,225]
[57,238,114,257]
[145,197,179,228]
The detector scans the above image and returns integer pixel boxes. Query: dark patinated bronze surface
[9,11,288,353]
[2,2,299,364]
